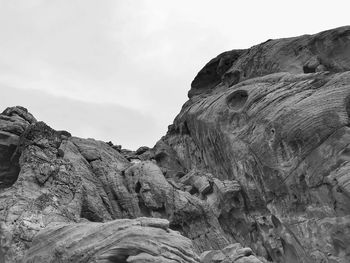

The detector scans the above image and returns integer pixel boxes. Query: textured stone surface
[24,217,199,263]
[200,243,266,263]
[0,106,36,190]
[154,26,350,263]
[0,109,234,262]
[1,26,350,263]
[189,26,350,98]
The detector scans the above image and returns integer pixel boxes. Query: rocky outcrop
[0,106,36,190]
[154,26,350,263]
[0,108,250,262]
[1,26,350,263]
[189,26,350,98]
[24,217,199,263]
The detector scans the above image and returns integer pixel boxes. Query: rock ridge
[189,26,350,98]
[1,26,350,263]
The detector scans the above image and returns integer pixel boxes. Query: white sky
[0,0,349,149]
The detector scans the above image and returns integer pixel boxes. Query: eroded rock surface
[0,106,36,190]
[189,26,350,98]
[1,26,350,263]
[154,26,350,263]
[200,243,266,263]
[24,217,199,263]
[0,108,234,262]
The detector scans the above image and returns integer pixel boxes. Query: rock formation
[1,26,350,263]
[24,217,199,263]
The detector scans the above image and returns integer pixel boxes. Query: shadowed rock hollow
[1,26,350,263]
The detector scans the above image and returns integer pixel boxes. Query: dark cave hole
[0,164,20,189]
[227,90,248,110]
[108,256,128,263]
[175,171,185,179]
[233,196,240,204]
[80,208,104,222]
[271,128,275,136]
[189,186,199,195]
[152,203,166,213]
[105,248,132,263]
[135,181,141,193]
[303,65,316,73]
[0,143,21,190]
[154,152,167,163]
[169,223,182,232]
[266,253,273,261]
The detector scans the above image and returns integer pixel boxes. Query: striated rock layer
[155,26,350,263]
[24,217,199,263]
[0,26,350,263]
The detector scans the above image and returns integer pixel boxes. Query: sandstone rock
[1,106,36,127]
[153,26,350,263]
[123,161,236,252]
[179,169,213,195]
[153,139,187,178]
[189,26,350,98]
[159,70,350,262]
[1,26,350,263]
[0,106,36,190]
[136,146,150,155]
[0,120,134,261]
[0,115,235,261]
[24,217,200,263]
[200,243,264,263]
[190,50,245,98]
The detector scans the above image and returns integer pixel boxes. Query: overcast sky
[0,0,348,149]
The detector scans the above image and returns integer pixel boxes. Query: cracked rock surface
[1,26,350,263]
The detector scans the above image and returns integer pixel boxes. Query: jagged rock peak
[2,106,37,124]
[189,25,350,98]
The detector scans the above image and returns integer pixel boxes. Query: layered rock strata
[1,26,350,263]
[154,26,350,263]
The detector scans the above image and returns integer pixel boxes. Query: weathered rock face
[189,26,350,98]
[0,106,36,190]
[1,26,350,263]
[154,26,350,263]
[24,217,199,263]
[0,108,235,262]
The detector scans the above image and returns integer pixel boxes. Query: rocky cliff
[1,26,350,263]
